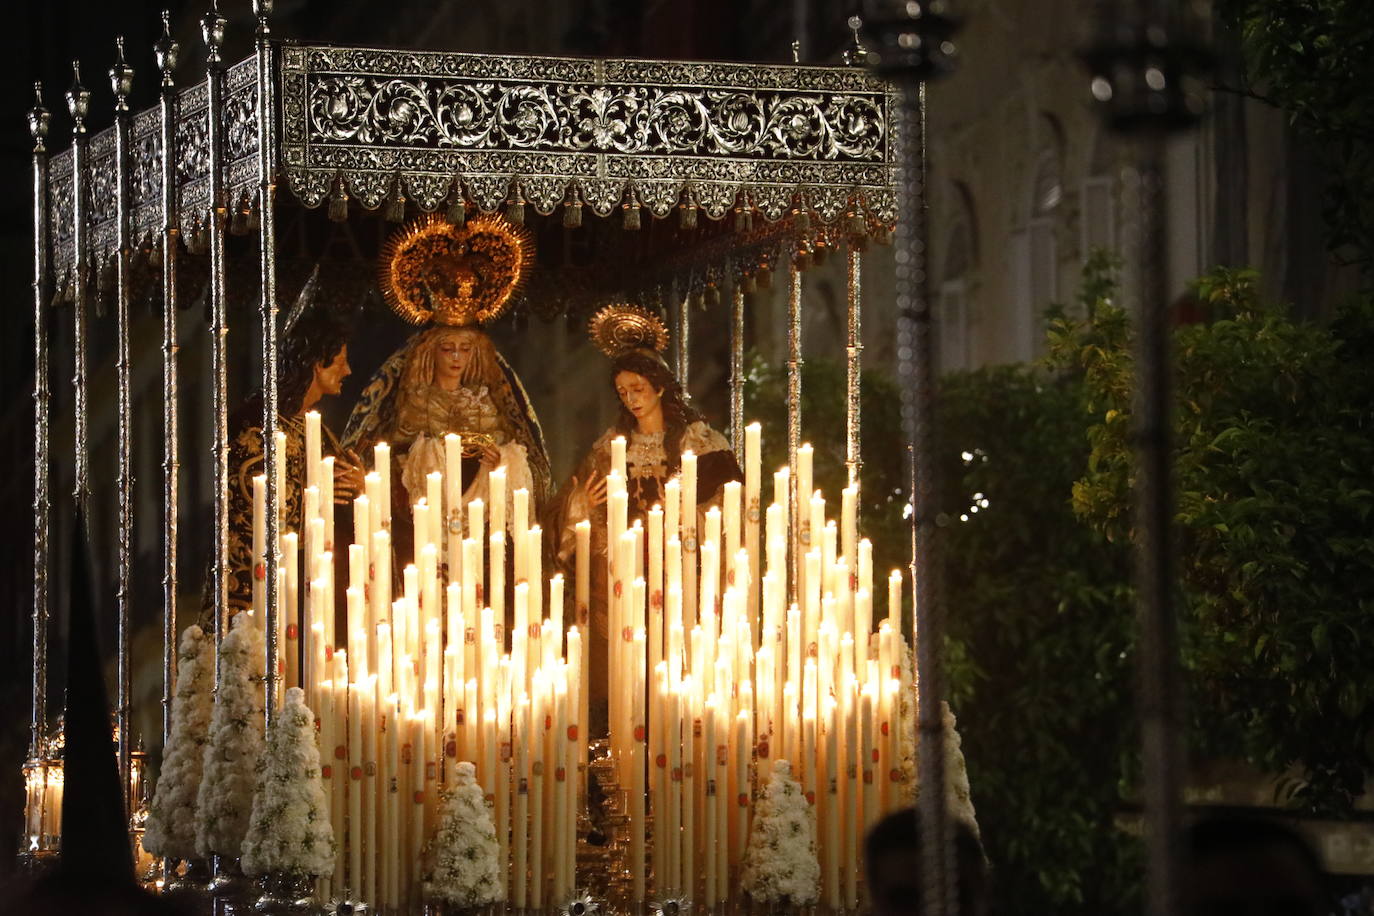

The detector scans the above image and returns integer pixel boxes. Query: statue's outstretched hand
[333,448,366,503]
[577,473,609,510]
[479,443,501,470]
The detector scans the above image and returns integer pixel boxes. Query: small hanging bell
[446,194,467,227]
[327,179,349,223]
[383,178,407,223]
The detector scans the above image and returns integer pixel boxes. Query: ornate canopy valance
[45,45,897,278]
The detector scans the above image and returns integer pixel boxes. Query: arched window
[1081,129,1117,259]
[1011,115,1064,360]
[938,182,977,371]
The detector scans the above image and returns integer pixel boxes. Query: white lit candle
[611,435,627,480]
[303,411,322,493]
[374,442,391,531]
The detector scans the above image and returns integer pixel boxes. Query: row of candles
[253,419,585,910]
[600,430,911,909]
[256,413,915,911]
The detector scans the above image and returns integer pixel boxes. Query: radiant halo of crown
[587,303,670,359]
[378,213,534,327]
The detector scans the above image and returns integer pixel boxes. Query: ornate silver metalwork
[786,257,802,602]
[255,0,282,728]
[673,283,689,394]
[112,35,136,813]
[205,0,231,665]
[30,82,51,762]
[157,8,181,750]
[280,46,895,225]
[67,63,91,515]
[45,55,258,274]
[845,243,862,484]
[729,282,745,450]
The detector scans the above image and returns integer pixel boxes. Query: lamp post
[862,4,959,915]
[1083,4,1211,916]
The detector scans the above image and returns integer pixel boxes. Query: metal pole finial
[202,0,227,62]
[110,37,134,111]
[155,11,180,86]
[843,15,869,66]
[791,39,801,63]
[252,0,274,31]
[66,62,90,130]
[29,83,50,150]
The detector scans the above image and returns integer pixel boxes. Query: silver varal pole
[29,83,52,760]
[66,64,91,517]
[675,282,691,394]
[786,254,802,602]
[204,1,231,670]
[156,10,182,747]
[111,36,136,810]
[729,281,745,450]
[254,0,282,726]
[845,242,863,485]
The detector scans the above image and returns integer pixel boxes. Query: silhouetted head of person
[1183,815,1326,916]
[864,808,988,916]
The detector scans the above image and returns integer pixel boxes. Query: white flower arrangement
[900,641,981,837]
[196,611,266,859]
[740,759,821,906]
[143,625,214,860]
[242,686,335,878]
[424,760,504,908]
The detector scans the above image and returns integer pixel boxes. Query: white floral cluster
[242,686,335,877]
[143,625,214,860]
[901,643,980,837]
[740,760,821,906]
[425,761,503,907]
[196,611,267,859]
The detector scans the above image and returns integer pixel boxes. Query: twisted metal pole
[729,281,745,451]
[204,0,231,672]
[155,9,182,748]
[845,243,863,486]
[29,83,52,762]
[66,64,91,519]
[111,35,136,814]
[254,0,283,727]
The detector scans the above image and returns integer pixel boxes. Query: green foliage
[1053,265,1374,811]
[1221,0,1374,267]
[939,258,1140,914]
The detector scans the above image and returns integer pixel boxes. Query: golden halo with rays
[587,303,670,359]
[377,213,534,327]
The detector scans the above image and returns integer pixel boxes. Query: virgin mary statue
[342,215,551,558]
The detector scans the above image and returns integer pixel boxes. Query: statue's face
[614,370,663,421]
[434,330,478,384]
[313,344,351,397]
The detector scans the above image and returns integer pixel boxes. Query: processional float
[22,1,966,913]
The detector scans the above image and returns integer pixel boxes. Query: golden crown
[587,303,671,359]
[378,214,533,327]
